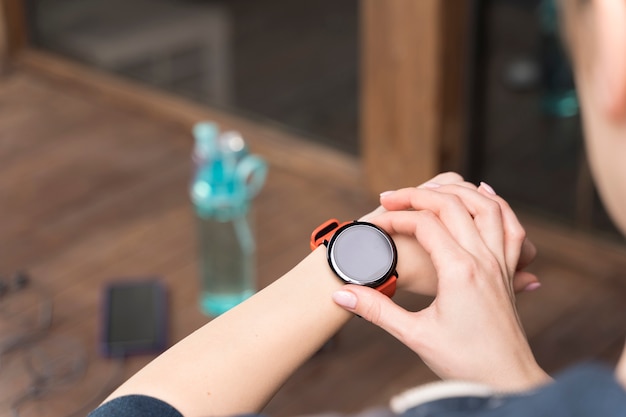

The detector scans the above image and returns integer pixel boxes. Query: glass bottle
[190,123,267,316]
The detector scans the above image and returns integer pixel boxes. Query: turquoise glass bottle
[190,123,267,316]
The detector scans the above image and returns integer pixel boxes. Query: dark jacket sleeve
[400,363,626,417]
[87,395,184,417]
[87,363,626,417]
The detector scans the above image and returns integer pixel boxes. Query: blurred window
[28,0,359,154]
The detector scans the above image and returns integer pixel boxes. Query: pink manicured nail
[524,282,542,292]
[420,182,441,189]
[479,181,497,195]
[380,190,395,198]
[332,290,357,309]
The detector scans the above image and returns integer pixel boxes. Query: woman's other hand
[335,184,550,391]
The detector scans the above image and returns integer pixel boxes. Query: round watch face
[328,222,397,286]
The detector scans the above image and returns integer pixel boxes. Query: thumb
[332,285,417,342]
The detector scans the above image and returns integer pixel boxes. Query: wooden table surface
[1,63,625,417]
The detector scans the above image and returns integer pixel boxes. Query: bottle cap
[193,122,220,161]
[191,123,267,220]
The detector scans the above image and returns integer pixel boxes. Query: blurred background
[21,0,619,236]
[28,0,360,153]
[1,0,626,416]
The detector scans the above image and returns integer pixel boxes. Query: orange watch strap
[375,275,397,298]
[310,218,350,250]
[311,219,397,298]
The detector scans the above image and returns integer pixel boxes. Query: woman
[89,0,626,415]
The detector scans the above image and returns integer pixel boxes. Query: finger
[370,173,476,223]
[427,172,465,184]
[422,172,476,190]
[476,183,531,273]
[381,186,506,263]
[512,271,541,293]
[428,184,508,265]
[382,188,489,254]
[371,210,478,288]
[332,285,425,346]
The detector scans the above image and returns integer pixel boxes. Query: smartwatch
[310,219,398,297]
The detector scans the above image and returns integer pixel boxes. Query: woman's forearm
[103,247,351,417]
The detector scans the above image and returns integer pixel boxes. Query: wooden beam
[439,1,471,174]
[2,0,27,53]
[360,0,469,194]
[0,0,28,74]
[0,1,7,73]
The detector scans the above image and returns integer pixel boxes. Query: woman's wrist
[518,361,553,390]
[492,353,552,393]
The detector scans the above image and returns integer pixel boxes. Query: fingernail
[419,182,441,189]
[479,181,496,195]
[332,290,357,309]
[524,282,541,292]
[380,190,395,198]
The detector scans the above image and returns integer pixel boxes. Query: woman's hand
[335,184,551,391]
[360,173,539,296]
